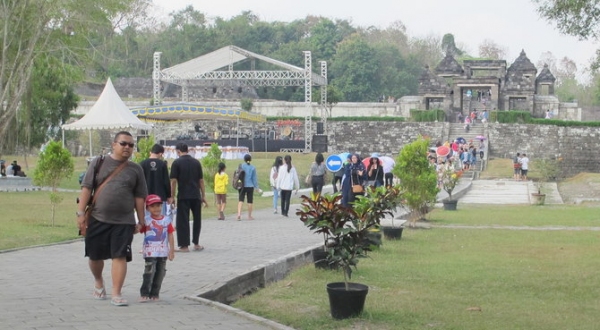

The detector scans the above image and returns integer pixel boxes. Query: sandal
[193,245,204,251]
[93,286,106,300]
[139,296,150,303]
[111,296,129,306]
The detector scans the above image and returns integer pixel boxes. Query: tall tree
[441,33,463,56]
[478,39,508,60]
[330,34,379,102]
[0,0,141,152]
[534,0,600,69]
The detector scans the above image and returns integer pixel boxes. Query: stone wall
[324,122,600,177]
[486,124,600,177]
[326,122,445,155]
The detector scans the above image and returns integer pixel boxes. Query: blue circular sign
[326,155,343,172]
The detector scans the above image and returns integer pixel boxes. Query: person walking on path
[341,153,366,207]
[76,131,148,307]
[237,154,262,220]
[139,144,173,215]
[309,152,327,196]
[332,166,344,193]
[269,156,283,214]
[513,152,522,181]
[275,155,300,217]
[519,153,530,181]
[214,162,228,220]
[139,194,175,302]
[170,143,208,252]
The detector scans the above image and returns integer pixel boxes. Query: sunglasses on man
[117,141,135,148]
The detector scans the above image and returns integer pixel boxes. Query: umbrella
[337,152,351,162]
[362,157,382,169]
[379,156,396,173]
[456,137,466,144]
[476,135,486,140]
[436,145,451,157]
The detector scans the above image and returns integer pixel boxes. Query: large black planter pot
[382,226,403,240]
[443,200,458,211]
[326,282,369,319]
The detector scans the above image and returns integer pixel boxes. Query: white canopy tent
[62,78,152,155]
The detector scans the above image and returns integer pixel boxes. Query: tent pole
[89,130,92,156]
[62,130,65,148]
[236,115,239,147]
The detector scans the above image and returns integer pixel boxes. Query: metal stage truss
[152,45,328,152]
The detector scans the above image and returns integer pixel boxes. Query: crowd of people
[512,152,530,181]
[0,160,26,177]
[431,139,485,189]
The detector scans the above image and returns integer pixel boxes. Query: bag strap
[90,160,129,206]
[87,156,105,207]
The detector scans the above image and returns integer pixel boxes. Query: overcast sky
[156,0,598,81]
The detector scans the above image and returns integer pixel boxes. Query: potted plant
[364,186,406,240]
[531,158,560,205]
[441,166,463,211]
[297,192,338,269]
[296,186,402,319]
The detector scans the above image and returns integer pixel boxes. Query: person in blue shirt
[236,154,262,220]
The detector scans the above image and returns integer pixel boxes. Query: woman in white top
[275,155,300,217]
[269,156,283,214]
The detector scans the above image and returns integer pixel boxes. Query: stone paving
[0,194,321,330]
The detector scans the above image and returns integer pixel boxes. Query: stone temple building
[414,49,580,120]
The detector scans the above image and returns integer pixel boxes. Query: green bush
[489,110,531,123]
[201,143,223,192]
[410,109,446,122]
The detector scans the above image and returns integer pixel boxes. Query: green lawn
[233,204,600,330]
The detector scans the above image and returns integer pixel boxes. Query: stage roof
[130,103,266,123]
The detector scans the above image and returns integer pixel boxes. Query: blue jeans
[140,257,167,298]
[272,186,279,210]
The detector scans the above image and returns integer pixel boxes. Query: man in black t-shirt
[140,144,172,214]
[170,143,208,252]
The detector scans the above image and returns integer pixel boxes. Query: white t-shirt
[519,157,529,170]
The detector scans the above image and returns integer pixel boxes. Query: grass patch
[428,204,600,227]
[233,205,600,330]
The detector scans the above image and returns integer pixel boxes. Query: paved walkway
[0,192,322,330]
[0,180,563,329]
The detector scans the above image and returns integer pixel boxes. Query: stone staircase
[446,123,488,178]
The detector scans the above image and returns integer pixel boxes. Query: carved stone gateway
[415,49,576,120]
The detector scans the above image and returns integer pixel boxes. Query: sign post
[325,154,343,172]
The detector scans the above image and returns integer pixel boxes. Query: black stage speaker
[316,122,324,134]
[312,135,328,153]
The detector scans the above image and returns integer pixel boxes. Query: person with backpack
[236,154,261,221]
[269,156,283,214]
[214,162,228,220]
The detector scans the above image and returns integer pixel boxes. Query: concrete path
[457,179,563,205]
[0,198,322,330]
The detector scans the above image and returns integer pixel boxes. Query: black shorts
[85,219,135,262]
[238,187,254,203]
